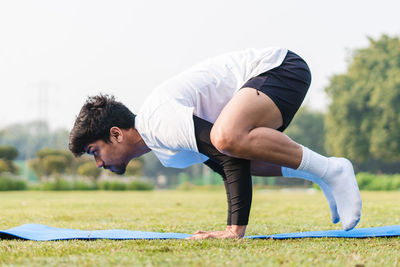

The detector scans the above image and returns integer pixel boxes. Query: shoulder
[136,98,205,168]
[136,98,195,148]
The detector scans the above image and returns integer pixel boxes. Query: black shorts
[240,50,312,132]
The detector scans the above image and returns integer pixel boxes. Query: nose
[94,156,104,168]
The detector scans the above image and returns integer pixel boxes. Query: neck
[128,128,151,158]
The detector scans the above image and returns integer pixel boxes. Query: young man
[69,47,362,239]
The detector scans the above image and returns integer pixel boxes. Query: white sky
[0,0,399,130]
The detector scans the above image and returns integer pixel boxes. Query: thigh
[212,87,283,135]
[220,50,311,133]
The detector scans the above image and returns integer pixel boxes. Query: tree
[0,159,10,173]
[42,155,69,175]
[30,148,74,178]
[0,146,18,161]
[325,35,400,164]
[0,121,69,160]
[0,145,19,174]
[77,161,102,180]
[285,107,326,154]
[36,148,74,167]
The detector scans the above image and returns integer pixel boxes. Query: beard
[109,163,127,175]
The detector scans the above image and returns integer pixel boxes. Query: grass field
[0,189,399,266]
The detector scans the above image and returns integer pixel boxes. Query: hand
[185,229,239,240]
[191,225,232,235]
[185,225,246,240]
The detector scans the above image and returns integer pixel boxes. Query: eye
[87,147,99,157]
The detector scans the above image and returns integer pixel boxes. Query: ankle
[297,145,329,178]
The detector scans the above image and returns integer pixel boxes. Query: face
[85,127,150,175]
[85,138,129,175]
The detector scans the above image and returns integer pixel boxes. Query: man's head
[69,94,143,175]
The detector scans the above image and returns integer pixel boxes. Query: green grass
[0,190,399,266]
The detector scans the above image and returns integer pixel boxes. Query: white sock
[281,167,340,224]
[296,145,362,231]
[297,146,329,178]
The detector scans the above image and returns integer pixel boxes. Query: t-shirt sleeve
[136,99,208,168]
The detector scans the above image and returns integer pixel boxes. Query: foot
[282,167,340,224]
[322,157,362,230]
[316,180,340,224]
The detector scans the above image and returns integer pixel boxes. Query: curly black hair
[69,94,136,157]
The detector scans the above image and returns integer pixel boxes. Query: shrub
[98,180,126,190]
[40,178,73,191]
[108,180,127,190]
[365,178,391,191]
[356,172,400,191]
[77,161,102,180]
[356,172,376,189]
[127,180,154,191]
[98,179,154,191]
[97,180,110,190]
[390,178,400,190]
[73,179,98,190]
[0,176,27,191]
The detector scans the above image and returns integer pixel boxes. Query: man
[69,47,362,239]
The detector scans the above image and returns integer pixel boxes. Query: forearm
[222,157,252,225]
[205,159,233,225]
[194,115,253,226]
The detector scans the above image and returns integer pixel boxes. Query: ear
[109,127,123,143]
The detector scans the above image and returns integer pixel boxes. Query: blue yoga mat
[1,224,400,241]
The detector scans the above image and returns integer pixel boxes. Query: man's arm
[203,159,232,226]
[192,115,252,238]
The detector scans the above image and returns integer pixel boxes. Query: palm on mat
[186,226,245,239]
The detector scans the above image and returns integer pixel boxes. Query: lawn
[0,189,399,266]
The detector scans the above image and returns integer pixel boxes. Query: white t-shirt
[135,47,288,168]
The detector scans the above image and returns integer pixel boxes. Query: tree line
[1,34,400,180]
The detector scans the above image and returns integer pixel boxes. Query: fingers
[185,233,211,240]
[185,230,242,240]
[193,229,222,234]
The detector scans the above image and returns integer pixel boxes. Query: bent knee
[210,126,245,157]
